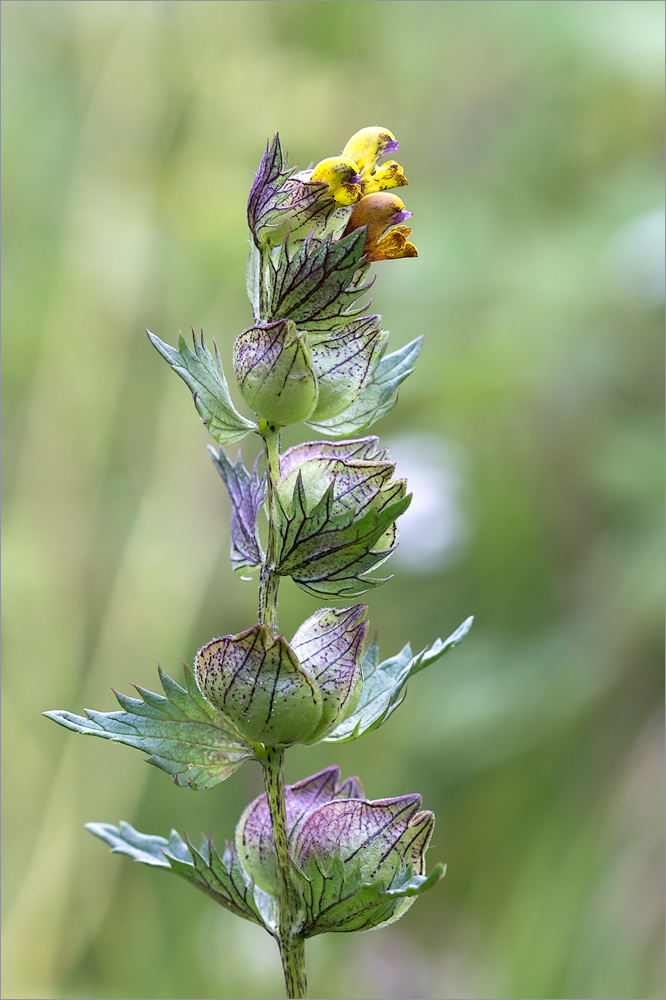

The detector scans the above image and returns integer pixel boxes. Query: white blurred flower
[602,208,665,307]
[387,433,470,574]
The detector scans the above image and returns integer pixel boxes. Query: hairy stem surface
[258,423,307,996]
[262,747,307,999]
[258,420,281,630]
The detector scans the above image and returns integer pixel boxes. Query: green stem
[262,747,308,1000]
[258,419,281,630]
[257,423,306,996]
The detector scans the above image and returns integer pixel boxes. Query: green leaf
[86,821,272,929]
[384,863,446,899]
[305,335,423,437]
[44,664,255,789]
[245,238,263,319]
[147,329,256,444]
[85,820,192,867]
[324,615,474,741]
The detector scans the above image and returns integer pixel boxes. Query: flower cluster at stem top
[237,126,418,429]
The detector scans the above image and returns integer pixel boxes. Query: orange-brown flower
[344,192,418,261]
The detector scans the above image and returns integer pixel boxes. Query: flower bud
[233,318,318,426]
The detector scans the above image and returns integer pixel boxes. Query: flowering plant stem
[258,419,282,629]
[44,127,471,1000]
[261,746,308,999]
[257,421,307,997]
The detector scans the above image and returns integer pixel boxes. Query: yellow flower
[344,192,418,261]
[343,127,400,176]
[343,126,408,193]
[363,160,407,194]
[309,156,363,206]
[307,128,416,258]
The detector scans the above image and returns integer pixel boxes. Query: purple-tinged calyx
[235,765,441,934]
[194,606,367,747]
[236,766,364,896]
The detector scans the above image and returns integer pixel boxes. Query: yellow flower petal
[363,160,408,194]
[342,126,399,178]
[310,156,363,205]
[366,225,418,262]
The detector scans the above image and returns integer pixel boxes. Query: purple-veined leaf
[293,853,445,935]
[275,440,410,597]
[209,447,266,574]
[268,229,369,325]
[275,472,411,598]
[247,134,325,248]
[291,795,436,933]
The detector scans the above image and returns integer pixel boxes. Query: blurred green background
[2,2,664,998]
